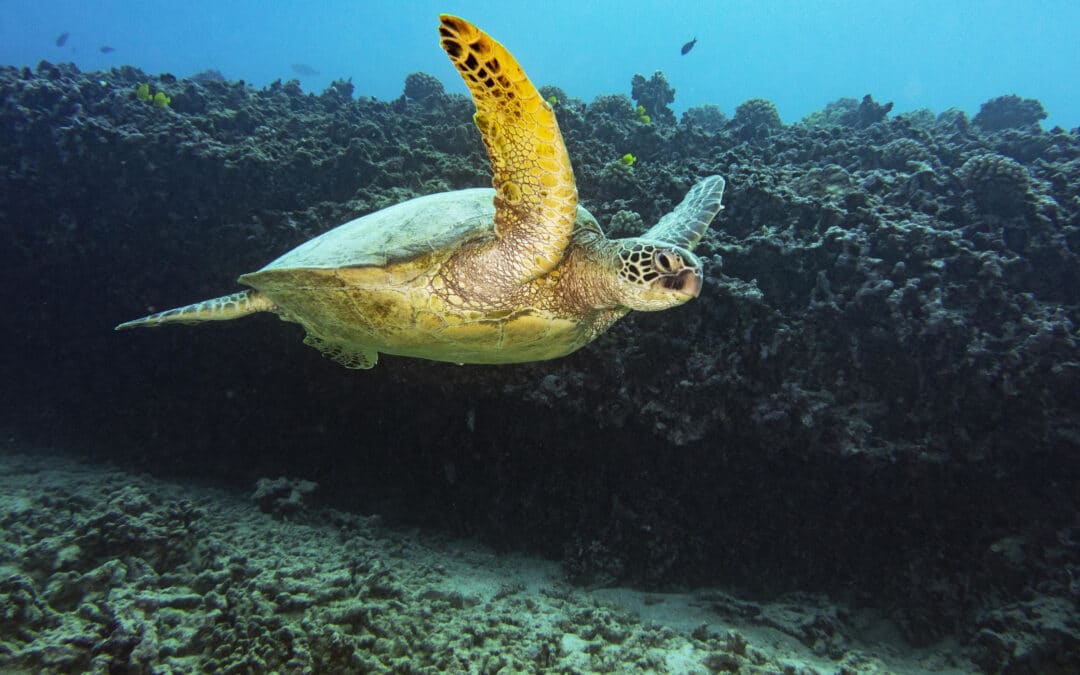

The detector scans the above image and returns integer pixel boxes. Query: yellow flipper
[439,15,577,281]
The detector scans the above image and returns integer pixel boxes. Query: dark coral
[2,60,1079,674]
[190,68,226,84]
[538,85,568,103]
[878,137,934,170]
[802,94,892,128]
[852,93,893,126]
[681,104,727,133]
[730,97,782,140]
[958,152,1034,215]
[402,71,444,102]
[973,94,1048,131]
[630,71,675,125]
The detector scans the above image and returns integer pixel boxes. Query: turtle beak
[682,268,702,298]
[665,268,702,298]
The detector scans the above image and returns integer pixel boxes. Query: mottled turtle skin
[116,15,726,369]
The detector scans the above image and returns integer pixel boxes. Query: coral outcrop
[402,71,445,102]
[630,71,675,125]
[973,94,1048,131]
[731,97,783,139]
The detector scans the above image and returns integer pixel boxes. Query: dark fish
[681,37,697,55]
[291,63,319,76]
[55,32,70,47]
[99,45,115,54]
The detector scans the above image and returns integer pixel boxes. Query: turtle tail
[115,290,275,330]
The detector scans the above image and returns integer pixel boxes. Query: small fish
[681,37,697,55]
[291,63,319,76]
[55,32,70,47]
[99,45,115,54]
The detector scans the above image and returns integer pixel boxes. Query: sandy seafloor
[1,440,977,674]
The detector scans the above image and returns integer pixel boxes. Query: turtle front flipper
[643,175,726,250]
[439,15,577,282]
[115,290,275,330]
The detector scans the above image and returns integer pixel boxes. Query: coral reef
[957,152,1034,215]
[402,71,445,102]
[630,71,675,125]
[731,97,783,139]
[1,59,1078,674]
[681,104,727,133]
[973,94,1048,131]
[801,94,893,128]
[605,210,646,238]
[878,137,934,170]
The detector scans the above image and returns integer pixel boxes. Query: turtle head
[612,239,703,311]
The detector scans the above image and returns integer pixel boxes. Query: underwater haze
[3,0,1080,672]
[3,0,1079,128]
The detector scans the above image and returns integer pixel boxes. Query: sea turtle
[116,15,726,369]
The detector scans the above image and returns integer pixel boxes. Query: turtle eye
[655,250,678,272]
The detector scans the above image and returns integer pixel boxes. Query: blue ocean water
[2,0,1077,128]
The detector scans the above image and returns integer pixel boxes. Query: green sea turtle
[116,15,726,369]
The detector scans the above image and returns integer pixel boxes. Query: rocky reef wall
[2,62,1078,668]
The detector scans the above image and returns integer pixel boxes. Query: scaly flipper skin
[643,175,726,249]
[114,291,275,330]
[438,14,578,283]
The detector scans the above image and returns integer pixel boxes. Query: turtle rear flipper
[302,334,378,369]
[644,175,726,250]
[115,290,275,330]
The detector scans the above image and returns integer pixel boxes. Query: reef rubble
[1,445,984,673]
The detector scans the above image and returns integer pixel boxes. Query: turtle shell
[234,188,605,368]
[254,188,601,273]
[258,188,496,272]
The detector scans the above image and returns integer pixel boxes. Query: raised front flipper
[439,15,577,282]
[643,175,726,250]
